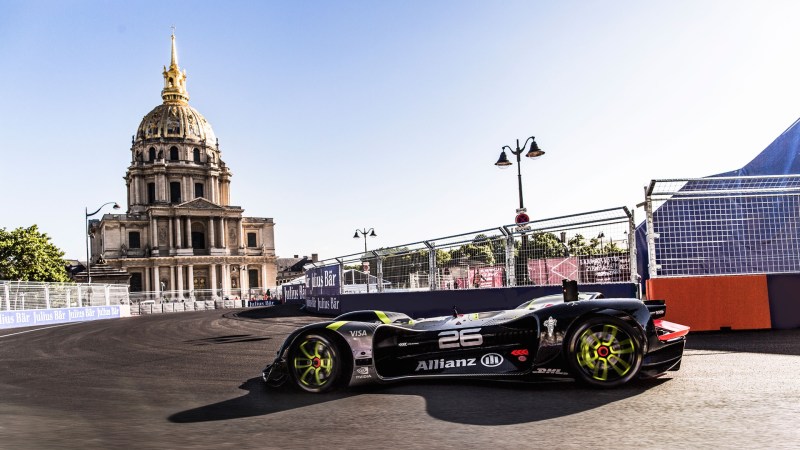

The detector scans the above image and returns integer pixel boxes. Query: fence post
[425,241,437,291]
[335,258,344,295]
[77,285,82,307]
[376,255,384,293]
[644,184,658,279]
[105,285,111,306]
[45,284,50,309]
[505,231,517,287]
[4,282,10,310]
[625,207,638,285]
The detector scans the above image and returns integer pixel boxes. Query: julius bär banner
[305,264,341,314]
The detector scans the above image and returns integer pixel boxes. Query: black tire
[566,316,643,388]
[286,332,343,393]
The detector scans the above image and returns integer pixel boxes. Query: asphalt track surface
[1,305,799,449]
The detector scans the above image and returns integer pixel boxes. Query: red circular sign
[515,213,530,224]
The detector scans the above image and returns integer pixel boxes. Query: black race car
[262,294,688,392]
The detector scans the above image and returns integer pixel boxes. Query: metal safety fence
[306,207,636,294]
[1,281,130,310]
[644,175,800,278]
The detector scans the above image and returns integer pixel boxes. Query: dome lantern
[161,32,189,105]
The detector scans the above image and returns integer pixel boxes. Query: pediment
[176,198,225,210]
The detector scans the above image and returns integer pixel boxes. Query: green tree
[0,225,69,282]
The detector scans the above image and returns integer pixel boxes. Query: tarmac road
[1,305,798,449]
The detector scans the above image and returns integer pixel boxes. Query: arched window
[193,148,201,163]
[169,146,179,161]
[148,147,156,161]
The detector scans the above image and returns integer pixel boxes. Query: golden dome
[135,103,217,144]
[134,32,217,146]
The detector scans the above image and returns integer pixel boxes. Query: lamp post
[353,228,377,292]
[85,202,120,283]
[495,136,545,285]
[494,136,545,211]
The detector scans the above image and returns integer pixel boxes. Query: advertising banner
[527,255,630,284]
[305,264,342,314]
[0,305,122,329]
[282,284,306,304]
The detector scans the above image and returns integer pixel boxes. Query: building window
[128,231,141,249]
[147,183,156,204]
[169,146,179,161]
[195,183,204,199]
[170,182,181,204]
[248,269,259,289]
[148,147,156,161]
[247,232,257,248]
[193,148,201,162]
[130,273,143,292]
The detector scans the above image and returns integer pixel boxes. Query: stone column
[145,266,151,292]
[176,265,184,296]
[221,264,229,296]
[239,219,245,248]
[154,266,161,296]
[187,265,194,293]
[210,264,217,296]
[174,217,181,248]
[188,175,194,199]
[262,264,268,294]
[168,217,174,250]
[220,218,227,250]
[151,217,158,249]
[185,217,193,249]
[209,218,216,248]
[241,265,249,298]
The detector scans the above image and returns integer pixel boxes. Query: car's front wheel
[287,332,343,393]
[566,316,643,388]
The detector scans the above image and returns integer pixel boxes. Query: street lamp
[495,136,545,286]
[495,136,545,210]
[85,202,120,283]
[353,228,377,292]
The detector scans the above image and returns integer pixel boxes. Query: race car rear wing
[643,299,666,319]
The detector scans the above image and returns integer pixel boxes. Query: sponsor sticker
[356,367,369,375]
[480,353,503,368]
[349,329,367,337]
[544,317,557,338]
[415,358,476,371]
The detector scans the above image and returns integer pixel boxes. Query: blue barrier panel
[766,274,800,329]
[0,305,122,329]
[303,283,637,317]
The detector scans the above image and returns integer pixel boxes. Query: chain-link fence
[308,207,636,294]
[644,175,800,277]
[1,281,130,310]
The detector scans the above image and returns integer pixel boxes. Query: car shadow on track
[168,376,668,426]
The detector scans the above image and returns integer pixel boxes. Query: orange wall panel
[646,275,771,331]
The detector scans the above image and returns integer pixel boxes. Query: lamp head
[525,139,545,159]
[369,230,377,237]
[353,231,360,239]
[112,203,121,210]
[495,150,512,168]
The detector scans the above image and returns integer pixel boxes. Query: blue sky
[2,1,800,261]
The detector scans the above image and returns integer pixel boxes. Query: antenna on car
[452,305,459,317]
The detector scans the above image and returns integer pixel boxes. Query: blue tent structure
[635,116,800,285]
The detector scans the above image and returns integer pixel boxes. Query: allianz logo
[480,353,503,368]
[414,353,505,371]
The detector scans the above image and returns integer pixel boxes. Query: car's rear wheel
[566,316,643,388]
[287,332,343,393]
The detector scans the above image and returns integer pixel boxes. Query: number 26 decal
[438,328,483,349]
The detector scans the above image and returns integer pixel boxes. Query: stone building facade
[90,34,276,298]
